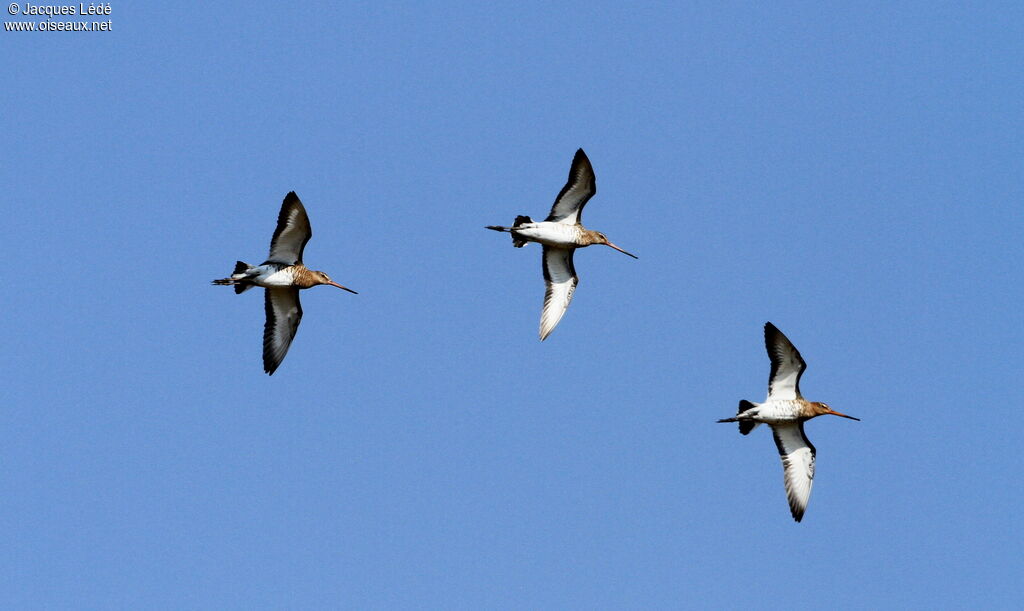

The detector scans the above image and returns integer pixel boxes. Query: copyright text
[5,3,113,32]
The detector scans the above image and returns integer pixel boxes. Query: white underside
[743,400,803,424]
[512,222,580,247]
[234,264,294,288]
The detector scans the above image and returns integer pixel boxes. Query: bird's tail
[736,400,760,435]
[212,261,257,294]
[485,215,532,247]
[716,400,761,435]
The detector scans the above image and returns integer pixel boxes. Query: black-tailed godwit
[212,191,356,375]
[486,148,637,340]
[718,322,859,522]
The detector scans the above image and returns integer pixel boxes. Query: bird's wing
[266,191,313,265]
[771,423,816,522]
[263,287,303,375]
[544,149,596,225]
[765,322,807,400]
[539,246,578,340]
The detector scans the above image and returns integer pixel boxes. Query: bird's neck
[290,264,318,288]
[578,228,600,245]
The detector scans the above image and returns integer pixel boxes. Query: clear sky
[3,2,1022,609]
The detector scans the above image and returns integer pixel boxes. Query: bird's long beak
[327,281,358,294]
[605,241,638,259]
[827,408,860,421]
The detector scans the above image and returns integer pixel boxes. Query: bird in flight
[486,148,637,340]
[212,191,357,375]
[718,322,859,521]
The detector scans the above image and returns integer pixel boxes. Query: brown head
[811,402,860,421]
[586,231,638,259]
[314,271,358,294]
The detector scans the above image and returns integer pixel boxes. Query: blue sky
[3,2,1021,608]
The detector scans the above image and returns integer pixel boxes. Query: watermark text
[5,3,113,32]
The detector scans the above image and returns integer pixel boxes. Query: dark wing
[544,149,596,226]
[539,247,578,340]
[771,423,816,522]
[765,322,807,400]
[263,287,303,375]
[266,191,313,265]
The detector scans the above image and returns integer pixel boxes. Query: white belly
[751,400,802,424]
[511,222,580,247]
[253,266,295,287]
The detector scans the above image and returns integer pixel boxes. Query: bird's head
[591,232,638,259]
[813,402,860,421]
[315,271,358,294]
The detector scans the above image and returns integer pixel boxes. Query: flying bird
[486,148,637,340]
[718,322,859,522]
[212,191,356,375]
